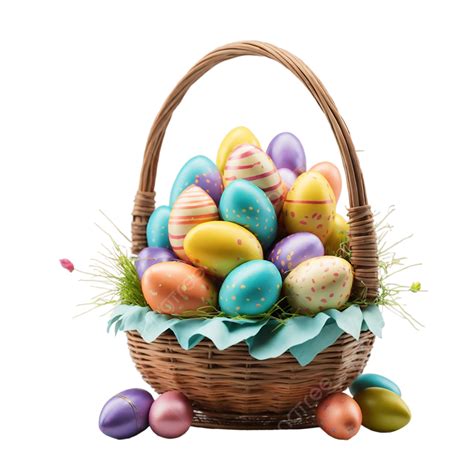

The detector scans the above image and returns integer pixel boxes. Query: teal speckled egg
[219,260,282,316]
[147,205,171,248]
[350,373,401,397]
[170,155,223,205]
[219,179,277,250]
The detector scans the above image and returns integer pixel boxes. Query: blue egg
[219,260,282,316]
[219,179,277,250]
[146,205,171,248]
[170,155,223,206]
[350,373,402,397]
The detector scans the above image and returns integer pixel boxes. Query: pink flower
[59,258,74,272]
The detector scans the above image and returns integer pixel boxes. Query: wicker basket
[128,41,379,429]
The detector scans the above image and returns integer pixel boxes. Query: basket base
[192,409,317,430]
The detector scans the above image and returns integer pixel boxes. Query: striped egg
[282,171,336,244]
[168,185,219,260]
[223,144,287,213]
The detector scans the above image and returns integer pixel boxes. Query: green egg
[354,387,411,433]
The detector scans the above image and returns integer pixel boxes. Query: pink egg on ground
[278,167,298,190]
[149,391,194,439]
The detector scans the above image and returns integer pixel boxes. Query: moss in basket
[82,207,423,326]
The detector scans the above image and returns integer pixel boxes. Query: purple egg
[135,247,178,279]
[268,232,324,275]
[99,388,154,439]
[278,167,298,190]
[267,132,306,175]
[149,391,193,439]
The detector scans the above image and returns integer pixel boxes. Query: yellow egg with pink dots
[283,256,354,315]
[183,221,263,278]
[282,171,336,244]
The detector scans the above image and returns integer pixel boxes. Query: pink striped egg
[168,185,219,260]
[223,144,287,213]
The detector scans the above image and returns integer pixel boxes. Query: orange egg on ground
[168,185,219,261]
[223,144,287,213]
[141,261,217,315]
[282,171,336,244]
[309,161,342,202]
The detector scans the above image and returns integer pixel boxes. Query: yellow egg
[183,221,263,278]
[325,213,349,255]
[283,171,336,244]
[216,126,261,174]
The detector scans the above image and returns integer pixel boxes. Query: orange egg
[315,392,362,440]
[141,261,217,315]
[168,185,219,261]
[309,162,342,202]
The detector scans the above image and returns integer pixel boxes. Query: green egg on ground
[350,373,401,397]
[219,260,282,316]
[354,387,411,433]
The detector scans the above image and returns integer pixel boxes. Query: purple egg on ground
[268,232,324,275]
[267,132,306,175]
[278,167,298,190]
[99,388,154,440]
[149,391,194,439]
[135,247,179,279]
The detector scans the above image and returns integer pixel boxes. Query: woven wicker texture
[129,41,379,429]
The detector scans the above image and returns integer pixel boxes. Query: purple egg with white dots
[268,232,324,275]
[135,247,179,279]
[278,167,298,190]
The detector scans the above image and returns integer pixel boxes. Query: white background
[1,1,473,472]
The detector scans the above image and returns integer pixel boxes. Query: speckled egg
[278,167,298,190]
[219,261,282,316]
[266,132,306,175]
[141,261,217,315]
[135,247,179,279]
[310,161,342,202]
[219,179,277,250]
[183,221,263,278]
[216,126,261,174]
[146,205,171,248]
[282,171,336,244]
[170,155,223,206]
[168,185,219,261]
[268,232,324,275]
[223,144,287,213]
[325,213,349,255]
[283,256,353,314]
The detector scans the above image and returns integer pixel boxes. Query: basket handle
[131,41,378,300]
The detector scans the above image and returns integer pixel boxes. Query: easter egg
[219,179,277,250]
[146,205,171,248]
[350,374,401,397]
[315,393,362,440]
[282,171,336,244]
[223,144,287,213]
[278,167,298,190]
[168,185,219,261]
[283,256,353,314]
[354,387,411,432]
[149,391,193,439]
[170,155,223,206]
[134,247,179,279]
[268,232,324,275]
[325,213,349,256]
[99,388,154,439]
[219,261,282,316]
[266,132,306,175]
[216,126,260,174]
[141,261,217,315]
[310,161,342,202]
[184,221,263,278]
